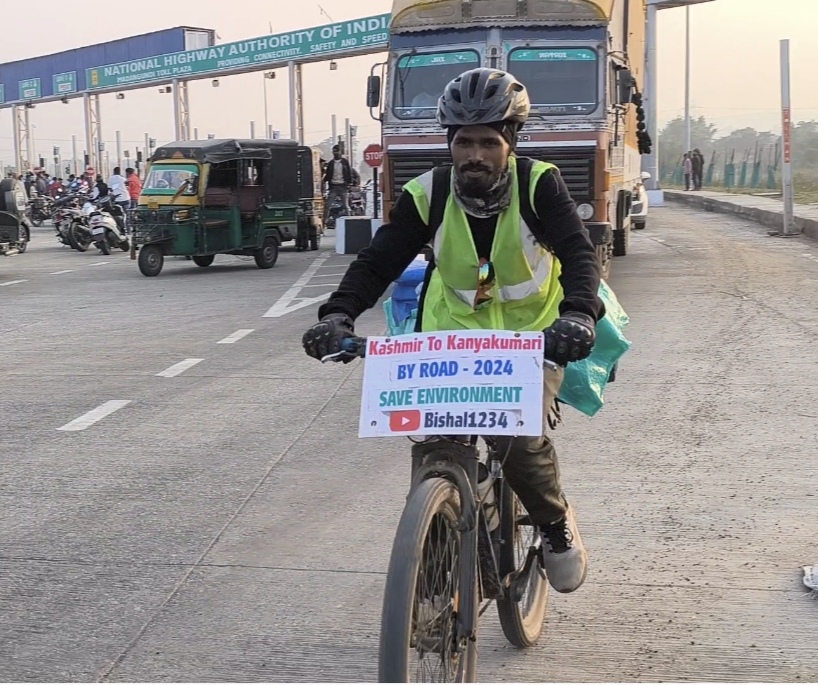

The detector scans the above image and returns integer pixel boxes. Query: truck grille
[389,146,596,202]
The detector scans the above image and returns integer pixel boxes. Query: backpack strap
[428,164,452,238]
[515,156,540,226]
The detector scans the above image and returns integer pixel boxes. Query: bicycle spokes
[411,514,463,682]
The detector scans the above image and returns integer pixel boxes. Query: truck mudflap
[584,222,613,246]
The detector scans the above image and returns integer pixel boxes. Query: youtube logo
[389,410,421,433]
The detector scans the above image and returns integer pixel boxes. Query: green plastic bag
[382,280,632,417]
[557,281,632,417]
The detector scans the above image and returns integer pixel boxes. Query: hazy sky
[1,0,816,165]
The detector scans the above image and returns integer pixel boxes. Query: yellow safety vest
[404,156,564,332]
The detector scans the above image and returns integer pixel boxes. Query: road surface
[1,207,815,681]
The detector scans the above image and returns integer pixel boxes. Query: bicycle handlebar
[320,336,560,371]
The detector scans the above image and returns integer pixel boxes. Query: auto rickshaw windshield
[143,163,200,196]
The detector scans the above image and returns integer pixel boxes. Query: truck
[366,0,652,278]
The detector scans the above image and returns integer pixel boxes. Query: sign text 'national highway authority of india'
[86,14,390,90]
[358,331,545,439]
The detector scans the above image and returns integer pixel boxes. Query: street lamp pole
[685,6,692,152]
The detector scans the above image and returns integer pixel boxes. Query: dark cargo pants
[412,367,568,527]
[494,366,567,527]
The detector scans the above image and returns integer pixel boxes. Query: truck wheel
[138,245,164,277]
[632,220,646,231]
[613,225,630,257]
[310,228,320,251]
[255,237,279,269]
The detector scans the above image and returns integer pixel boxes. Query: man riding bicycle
[303,68,604,594]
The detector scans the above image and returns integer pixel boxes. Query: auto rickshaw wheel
[255,237,279,269]
[193,255,215,268]
[138,245,164,277]
[18,226,29,253]
[310,232,320,251]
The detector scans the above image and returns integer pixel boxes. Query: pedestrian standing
[125,168,142,209]
[692,148,704,191]
[683,152,693,191]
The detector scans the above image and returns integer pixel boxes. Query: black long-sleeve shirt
[318,166,605,324]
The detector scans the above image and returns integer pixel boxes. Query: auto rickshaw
[132,138,304,277]
[0,178,32,256]
[295,146,325,251]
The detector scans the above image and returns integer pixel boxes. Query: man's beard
[455,164,502,197]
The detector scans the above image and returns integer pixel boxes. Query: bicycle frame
[323,335,553,660]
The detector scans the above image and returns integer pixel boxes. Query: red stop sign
[363,144,384,168]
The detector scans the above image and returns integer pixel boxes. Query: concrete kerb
[664,190,818,241]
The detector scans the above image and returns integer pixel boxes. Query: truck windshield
[508,48,599,115]
[143,163,200,196]
[392,50,480,119]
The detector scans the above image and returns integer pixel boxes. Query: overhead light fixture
[116,93,125,100]
[329,61,338,71]
[25,102,35,109]
[61,96,69,104]
[264,71,276,79]
[212,79,220,87]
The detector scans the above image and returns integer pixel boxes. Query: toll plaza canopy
[390,0,613,31]
[0,14,389,108]
[151,138,298,164]
[0,27,215,107]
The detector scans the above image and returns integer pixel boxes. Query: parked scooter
[85,196,130,255]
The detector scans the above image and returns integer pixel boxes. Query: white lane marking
[156,358,205,378]
[217,329,254,344]
[0,280,28,287]
[50,270,74,275]
[89,261,109,266]
[302,283,339,288]
[310,272,348,278]
[57,400,131,432]
[263,255,335,318]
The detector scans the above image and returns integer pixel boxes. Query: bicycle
[324,336,558,682]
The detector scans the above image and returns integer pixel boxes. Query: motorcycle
[85,196,130,255]
[348,185,366,216]
[51,193,86,247]
[325,194,345,230]
[26,193,53,227]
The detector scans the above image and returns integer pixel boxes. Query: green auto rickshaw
[132,138,307,277]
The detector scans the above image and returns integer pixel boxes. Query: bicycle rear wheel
[496,480,549,648]
[379,476,477,683]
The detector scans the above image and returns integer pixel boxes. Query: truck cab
[368,0,651,278]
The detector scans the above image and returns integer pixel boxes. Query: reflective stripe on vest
[404,156,564,333]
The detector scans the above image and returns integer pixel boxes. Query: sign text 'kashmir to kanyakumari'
[358,331,545,438]
[86,14,390,90]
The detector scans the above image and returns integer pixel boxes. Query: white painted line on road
[50,270,74,275]
[311,272,348,277]
[156,358,205,378]
[301,283,339,288]
[0,280,28,287]
[217,329,254,344]
[89,261,109,266]
[263,255,335,318]
[57,400,131,432]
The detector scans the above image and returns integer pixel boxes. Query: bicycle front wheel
[496,480,550,648]
[379,477,477,683]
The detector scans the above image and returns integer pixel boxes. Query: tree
[658,115,718,167]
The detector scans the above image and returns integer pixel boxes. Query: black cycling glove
[544,312,596,366]
[302,313,356,362]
